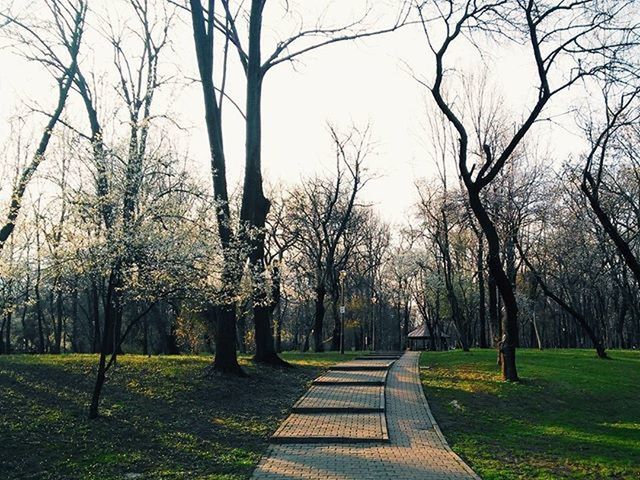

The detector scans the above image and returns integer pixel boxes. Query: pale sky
[0,0,588,225]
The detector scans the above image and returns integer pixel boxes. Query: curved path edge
[251,352,481,479]
[412,352,481,479]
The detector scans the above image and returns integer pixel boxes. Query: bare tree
[286,125,372,352]
[0,0,86,250]
[581,84,640,284]
[187,0,409,366]
[415,0,635,380]
[264,189,299,353]
[53,0,178,418]
[517,241,608,358]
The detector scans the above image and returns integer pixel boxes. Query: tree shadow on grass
[0,355,323,480]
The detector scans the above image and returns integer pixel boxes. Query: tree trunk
[234,0,287,367]
[189,0,242,375]
[519,245,607,359]
[468,189,519,381]
[251,264,288,365]
[330,290,340,351]
[20,302,28,352]
[236,308,247,353]
[53,290,64,354]
[313,285,326,352]
[0,318,5,354]
[213,305,243,374]
[36,293,45,354]
[254,303,287,365]
[302,328,311,352]
[142,314,149,356]
[5,312,11,354]
[71,289,79,353]
[88,278,120,418]
[488,268,498,346]
[102,269,124,357]
[532,313,543,350]
[0,32,81,251]
[88,350,107,419]
[91,282,101,353]
[478,235,488,348]
[165,318,180,355]
[402,303,410,350]
[617,289,628,349]
[582,180,640,285]
[275,302,283,353]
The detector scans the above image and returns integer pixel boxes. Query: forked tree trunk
[189,0,242,375]
[240,0,288,367]
[468,190,519,381]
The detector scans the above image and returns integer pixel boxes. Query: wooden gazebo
[407,325,450,351]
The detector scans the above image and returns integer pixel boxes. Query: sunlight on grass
[0,351,353,480]
[601,421,640,430]
[420,349,640,480]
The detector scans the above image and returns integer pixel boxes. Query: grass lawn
[0,351,357,480]
[420,349,640,480]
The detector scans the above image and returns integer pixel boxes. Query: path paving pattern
[252,352,479,479]
[271,412,387,443]
[330,359,395,370]
[293,384,383,412]
[313,370,387,385]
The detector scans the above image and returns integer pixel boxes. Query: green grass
[420,349,640,480]
[0,351,358,480]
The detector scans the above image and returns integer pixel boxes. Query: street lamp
[339,270,347,354]
[371,294,377,351]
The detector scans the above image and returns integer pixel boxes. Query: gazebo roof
[407,325,450,339]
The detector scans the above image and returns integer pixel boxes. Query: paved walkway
[293,384,383,412]
[252,352,480,479]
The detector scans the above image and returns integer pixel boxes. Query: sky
[0,0,589,226]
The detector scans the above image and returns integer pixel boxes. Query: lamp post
[339,270,347,354]
[371,294,377,351]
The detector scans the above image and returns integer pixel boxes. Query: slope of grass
[420,349,640,480]
[0,351,357,480]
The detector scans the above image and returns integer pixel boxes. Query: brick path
[271,412,387,443]
[313,370,387,385]
[330,360,395,370]
[252,352,479,479]
[293,384,383,412]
